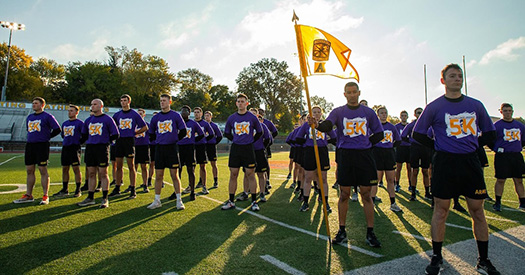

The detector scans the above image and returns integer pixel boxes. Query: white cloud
[44,37,108,63]
[479,36,525,65]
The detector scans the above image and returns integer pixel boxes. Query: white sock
[176,193,181,200]
[155,194,160,201]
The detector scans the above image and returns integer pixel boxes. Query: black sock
[303,195,309,203]
[390,197,395,204]
[495,195,502,205]
[453,197,460,205]
[75,182,81,190]
[432,241,443,258]
[97,181,101,188]
[62,181,68,191]
[367,227,374,234]
[297,181,301,188]
[102,190,108,199]
[354,186,358,193]
[214,177,218,183]
[519,197,525,206]
[84,179,88,186]
[114,185,120,192]
[477,240,488,261]
[339,225,345,231]
[300,188,304,197]
[425,186,430,195]
[411,186,416,196]
[371,196,376,201]
[147,177,152,184]
[130,186,135,193]
[229,193,234,202]
[251,193,257,202]
[88,191,95,200]
[313,181,318,188]
[325,196,328,203]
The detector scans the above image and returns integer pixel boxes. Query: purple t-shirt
[395,122,410,147]
[325,104,383,149]
[254,123,271,151]
[113,109,147,138]
[413,95,495,154]
[400,120,421,145]
[82,114,119,145]
[374,122,400,149]
[263,118,278,135]
[149,110,186,145]
[178,119,204,145]
[26,111,61,143]
[296,122,336,147]
[195,119,214,145]
[492,119,525,153]
[207,121,223,145]
[286,128,297,147]
[224,111,263,145]
[61,119,84,146]
[135,122,150,146]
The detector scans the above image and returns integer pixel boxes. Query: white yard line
[503,207,524,212]
[260,255,306,275]
[445,223,472,231]
[392,230,431,242]
[202,195,383,258]
[485,215,519,223]
[0,155,22,166]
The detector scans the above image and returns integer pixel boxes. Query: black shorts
[373,147,396,171]
[494,152,525,179]
[115,137,135,158]
[25,142,50,166]
[155,144,179,169]
[228,143,256,169]
[206,143,217,161]
[431,151,487,199]
[410,143,432,169]
[195,144,208,164]
[149,145,156,162]
[395,145,411,163]
[110,145,116,161]
[477,146,489,167]
[266,146,272,158]
[255,149,269,173]
[61,144,81,166]
[294,146,304,166]
[289,147,295,159]
[135,145,150,164]
[302,146,330,171]
[84,144,110,167]
[178,144,196,167]
[337,148,378,187]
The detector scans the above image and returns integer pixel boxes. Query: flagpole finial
[292,10,299,23]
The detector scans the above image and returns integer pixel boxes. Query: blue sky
[3,0,524,118]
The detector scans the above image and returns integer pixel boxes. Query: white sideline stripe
[485,216,519,223]
[445,222,472,231]
[392,230,431,242]
[503,207,524,212]
[161,272,178,275]
[202,196,383,258]
[260,255,306,275]
[0,155,22,166]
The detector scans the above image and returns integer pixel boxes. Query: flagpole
[424,64,428,106]
[293,11,332,244]
[463,55,468,96]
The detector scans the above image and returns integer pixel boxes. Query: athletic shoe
[95,182,102,192]
[326,204,332,214]
[296,195,303,202]
[196,180,203,188]
[351,193,358,202]
[314,186,320,194]
[147,199,162,209]
[108,188,121,197]
[294,186,301,194]
[168,192,177,200]
[299,202,309,212]
[390,203,403,212]
[143,186,149,193]
[332,182,339,189]
[182,186,191,194]
[122,186,131,193]
[53,190,69,197]
[332,229,347,244]
[259,194,267,202]
[453,203,467,213]
[476,258,500,275]
[251,201,260,211]
[492,204,501,212]
[109,180,116,186]
[266,181,272,189]
[289,182,296,189]
[80,183,89,191]
[236,192,249,201]
[99,198,109,208]
[77,198,95,207]
[221,200,235,210]
[409,195,418,201]
[425,255,443,275]
[201,187,209,195]
[73,190,82,197]
[162,182,165,188]
[213,182,218,188]
[395,184,400,193]
[13,194,34,204]
[264,188,270,195]
[378,181,384,187]
[40,195,49,205]
[127,193,137,200]
[424,193,433,200]
[176,199,185,210]
[287,173,292,179]
[408,186,420,194]
[366,231,381,247]
[519,204,525,211]
[374,197,382,203]
[189,193,196,201]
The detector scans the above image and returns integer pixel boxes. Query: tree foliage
[308,95,334,114]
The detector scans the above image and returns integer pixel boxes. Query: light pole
[1,21,25,102]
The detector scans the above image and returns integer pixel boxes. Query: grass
[0,151,524,274]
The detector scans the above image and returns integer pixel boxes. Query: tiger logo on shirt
[445,112,477,138]
[89,123,103,136]
[381,130,393,143]
[63,126,75,137]
[158,120,172,134]
[503,128,521,142]
[119,118,133,130]
[28,120,41,133]
[343,117,367,137]
[234,121,250,135]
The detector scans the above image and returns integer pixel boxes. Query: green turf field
[0,151,523,274]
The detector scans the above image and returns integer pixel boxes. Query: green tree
[308,95,334,114]
[0,43,42,101]
[173,68,214,111]
[208,84,236,120]
[31,57,67,102]
[235,58,303,132]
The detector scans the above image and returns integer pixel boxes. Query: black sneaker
[168,192,177,200]
[492,204,502,212]
[326,204,332,214]
[73,189,82,197]
[266,181,272,189]
[127,193,137,200]
[332,229,347,244]
[143,185,149,193]
[287,173,292,179]
[425,255,443,275]
[476,258,500,275]
[366,231,381,247]
[332,182,339,189]
[294,186,301,194]
[453,203,467,213]
[108,188,121,197]
[53,190,69,197]
[80,183,89,191]
[122,186,131,193]
[289,182,296,189]
[297,195,303,202]
[213,182,218,189]
[236,192,249,201]
[424,193,433,200]
[109,180,116,186]
[409,195,417,201]
[95,182,102,192]
[299,202,309,212]
[189,193,196,201]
